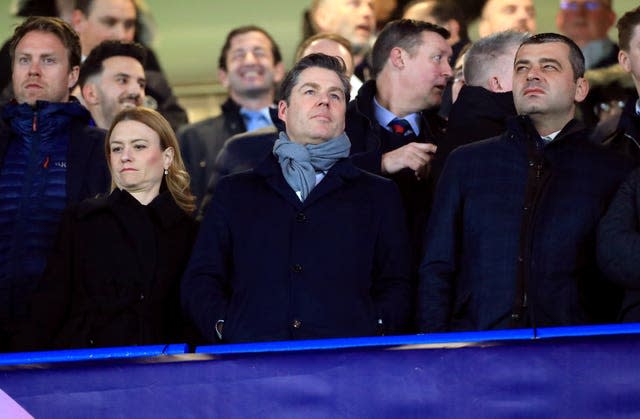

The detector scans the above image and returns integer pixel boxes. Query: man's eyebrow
[299,82,320,90]
[539,58,563,67]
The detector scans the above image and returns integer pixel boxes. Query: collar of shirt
[541,129,562,143]
[240,107,273,132]
[373,96,421,136]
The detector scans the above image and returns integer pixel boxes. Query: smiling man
[181,53,411,343]
[346,19,451,278]
[418,33,633,333]
[79,40,146,129]
[0,17,109,349]
[178,26,284,207]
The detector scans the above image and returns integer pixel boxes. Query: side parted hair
[79,40,147,87]
[278,53,351,103]
[463,30,529,86]
[295,32,353,62]
[218,25,282,72]
[518,32,585,80]
[371,19,450,78]
[106,108,196,214]
[9,16,81,69]
[617,6,640,52]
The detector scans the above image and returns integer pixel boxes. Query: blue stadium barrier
[1,326,640,418]
[0,343,188,366]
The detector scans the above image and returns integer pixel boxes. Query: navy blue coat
[181,155,412,343]
[598,167,640,322]
[418,116,634,332]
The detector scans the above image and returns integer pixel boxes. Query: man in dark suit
[181,54,411,343]
[0,17,109,348]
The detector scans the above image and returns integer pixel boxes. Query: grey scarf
[273,132,351,201]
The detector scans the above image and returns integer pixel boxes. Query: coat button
[511,313,520,321]
[292,319,302,329]
[528,161,534,167]
[139,293,145,301]
[296,212,307,222]
[517,256,524,263]
[292,264,303,273]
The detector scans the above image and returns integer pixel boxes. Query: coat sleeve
[370,181,412,334]
[417,150,464,332]
[180,178,234,343]
[597,168,640,287]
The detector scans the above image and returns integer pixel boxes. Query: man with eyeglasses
[556,0,618,70]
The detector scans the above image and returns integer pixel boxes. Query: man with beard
[71,0,188,131]
[478,0,537,38]
[347,20,451,273]
[78,40,146,129]
[418,33,633,333]
[178,26,285,207]
[0,17,109,349]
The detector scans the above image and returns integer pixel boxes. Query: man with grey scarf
[181,53,412,344]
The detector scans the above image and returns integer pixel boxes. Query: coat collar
[77,188,190,229]
[254,153,361,208]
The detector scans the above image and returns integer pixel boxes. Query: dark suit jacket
[181,155,412,343]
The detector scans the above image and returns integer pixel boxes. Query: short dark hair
[403,0,469,39]
[295,33,353,63]
[9,16,81,69]
[617,7,640,52]
[218,26,282,72]
[278,53,351,103]
[371,19,450,78]
[517,33,585,80]
[78,40,147,87]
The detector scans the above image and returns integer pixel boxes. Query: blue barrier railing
[3,323,640,366]
[0,343,188,366]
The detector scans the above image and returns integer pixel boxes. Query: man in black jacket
[434,31,528,174]
[419,33,633,333]
[0,17,109,349]
[177,26,284,207]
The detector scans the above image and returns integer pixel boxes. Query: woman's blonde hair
[106,107,196,214]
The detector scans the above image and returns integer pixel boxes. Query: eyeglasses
[559,1,605,11]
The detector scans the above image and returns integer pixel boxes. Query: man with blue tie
[346,19,453,286]
[178,26,285,207]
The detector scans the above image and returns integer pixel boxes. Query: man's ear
[389,47,405,70]
[488,76,503,93]
[68,65,80,89]
[70,9,86,32]
[277,99,288,123]
[574,77,589,103]
[619,49,631,73]
[81,82,100,105]
[218,68,229,89]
